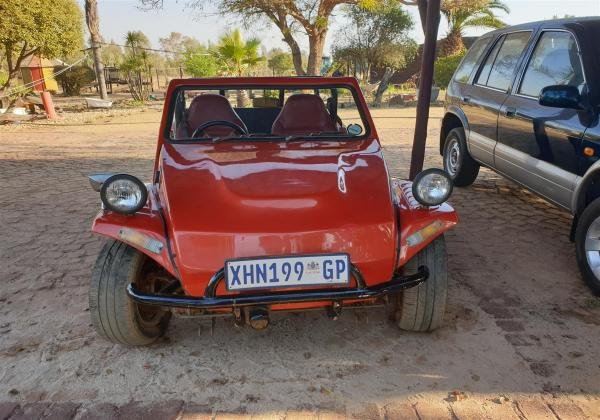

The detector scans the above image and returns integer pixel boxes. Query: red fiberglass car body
[88,77,458,345]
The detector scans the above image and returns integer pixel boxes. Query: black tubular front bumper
[127,265,429,310]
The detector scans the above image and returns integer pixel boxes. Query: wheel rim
[445,138,460,177]
[585,216,600,279]
[135,264,170,330]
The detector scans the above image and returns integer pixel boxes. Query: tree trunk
[85,0,108,100]
[441,29,465,57]
[0,71,21,109]
[0,43,36,109]
[306,32,326,76]
[280,28,305,76]
[236,89,248,107]
[373,67,394,107]
[410,0,441,180]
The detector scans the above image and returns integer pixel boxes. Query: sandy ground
[0,106,599,419]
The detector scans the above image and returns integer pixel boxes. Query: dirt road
[0,107,599,419]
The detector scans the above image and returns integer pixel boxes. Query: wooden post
[41,91,57,119]
[409,0,441,180]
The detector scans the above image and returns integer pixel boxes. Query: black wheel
[89,240,171,345]
[395,236,448,332]
[575,198,600,295]
[443,127,479,187]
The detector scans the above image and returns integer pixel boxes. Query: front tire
[443,127,479,187]
[575,198,600,295]
[89,240,171,345]
[395,236,448,332]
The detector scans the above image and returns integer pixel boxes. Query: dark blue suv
[441,17,600,294]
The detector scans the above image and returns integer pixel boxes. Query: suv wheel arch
[440,110,468,155]
[571,170,600,241]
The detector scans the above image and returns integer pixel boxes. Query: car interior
[170,88,356,140]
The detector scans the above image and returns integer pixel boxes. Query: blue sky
[89,0,600,54]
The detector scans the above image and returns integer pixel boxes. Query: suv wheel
[575,198,600,295]
[90,240,172,345]
[443,127,479,187]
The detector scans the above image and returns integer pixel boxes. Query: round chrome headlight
[100,174,148,214]
[412,168,453,207]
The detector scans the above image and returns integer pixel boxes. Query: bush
[434,52,465,88]
[55,65,96,96]
[183,51,218,78]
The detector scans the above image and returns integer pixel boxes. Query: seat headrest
[271,94,339,136]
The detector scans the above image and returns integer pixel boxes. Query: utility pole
[85,0,108,100]
[408,0,441,180]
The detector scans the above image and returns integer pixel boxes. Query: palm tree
[213,29,263,106]
[123,31,151,101]
[441,0,509,56]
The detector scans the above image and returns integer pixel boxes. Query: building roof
[20,56,65,68]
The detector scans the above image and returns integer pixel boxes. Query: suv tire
[395,236,448,331]
[443,127,479,187]
[90,240,171,345]
[575,198,600,295]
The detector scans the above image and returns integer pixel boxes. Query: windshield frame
[164,83,372,144]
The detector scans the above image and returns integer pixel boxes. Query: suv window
[518,31,585,98]
[453,37,492,83]
[476,32,531,91]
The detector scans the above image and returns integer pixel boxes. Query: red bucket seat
[177,94,247,138]
[271,94,341,136]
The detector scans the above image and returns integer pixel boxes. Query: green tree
[183,46,219,77]
[122,31,152,101]
[214,29,263,77]
[267,49,294,75]
[101,41,125,67]
[434,51,464,87]
[125,31,151,53]
[54,65,96,95]
[213,29,263,106]
[441,0,509,56]
[140,0,396,76]
[159,32,202,65]
[0,0,84,107]
[334,0,416,104]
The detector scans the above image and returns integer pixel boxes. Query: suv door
[496,30,587,209]
[462,31,532,167]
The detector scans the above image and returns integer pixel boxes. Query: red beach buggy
[88,77,458,345]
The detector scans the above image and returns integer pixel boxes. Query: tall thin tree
[85,0,108,99]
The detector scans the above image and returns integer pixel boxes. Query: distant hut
[20,56,62,93]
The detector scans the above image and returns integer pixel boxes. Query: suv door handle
[462,96,471,104]
[504,107,517,118]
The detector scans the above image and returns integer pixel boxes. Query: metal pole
[409,0,441,180]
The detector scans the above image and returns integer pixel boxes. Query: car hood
[158,138,397,295]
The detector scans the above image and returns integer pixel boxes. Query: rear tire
[575,198,600,295]
[89,240,171,346]
[443,127,479,187]
[396,236,448,332]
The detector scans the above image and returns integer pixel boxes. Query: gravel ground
[0,107,599,419]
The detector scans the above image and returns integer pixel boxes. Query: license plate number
[225,254,350,291]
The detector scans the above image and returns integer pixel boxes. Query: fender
[392,179,459,267]
[91,186,177,277]
[571,163,598,215]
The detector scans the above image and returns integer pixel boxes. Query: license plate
[225,254,350,291]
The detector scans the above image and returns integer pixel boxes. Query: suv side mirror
[539,85,584,110]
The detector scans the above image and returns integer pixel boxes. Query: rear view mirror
[539,85,583,110]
